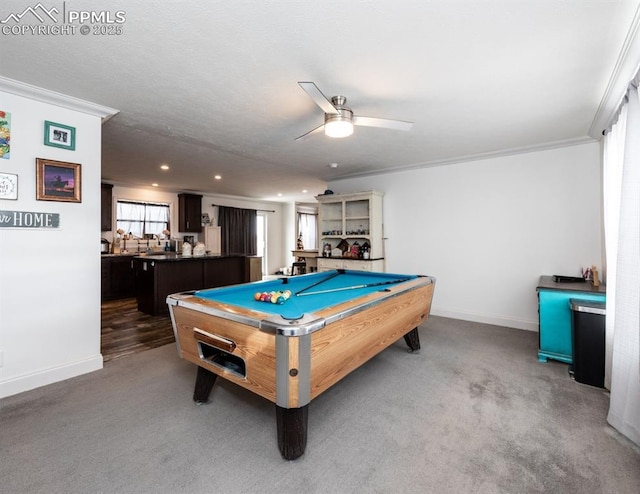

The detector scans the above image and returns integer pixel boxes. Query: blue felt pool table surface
[193,270,418,320]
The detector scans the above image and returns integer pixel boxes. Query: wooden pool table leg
[193,366,218,404]
[403,327,421,352]
[276,404,308,460]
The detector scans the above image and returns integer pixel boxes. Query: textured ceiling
[1,1,639,202]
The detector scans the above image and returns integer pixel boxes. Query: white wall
[328,143,603,331]
[107,186,288,276]
[0,91,105,398]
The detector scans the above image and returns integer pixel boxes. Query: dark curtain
[218,206,257,256]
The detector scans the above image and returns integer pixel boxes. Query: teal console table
[537,275,606,364]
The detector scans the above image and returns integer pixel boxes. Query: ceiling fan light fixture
[324,109,354,138]
[325,119,353,138]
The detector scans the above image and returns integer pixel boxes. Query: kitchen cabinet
[316,191,384,272]
[101,254,136,301]
[204,226,221,254]
[101,183,113,231]
[536,276,606,364]
[245,256,263,282]
[133,254,261,316]
[203,257,243,288]
[178,193,203,233]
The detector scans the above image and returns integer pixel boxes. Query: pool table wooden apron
[167,274,435,460]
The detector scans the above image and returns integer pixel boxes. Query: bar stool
[291,262,306,275]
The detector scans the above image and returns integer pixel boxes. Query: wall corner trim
[589,4,640,137]
[0,75,119,122]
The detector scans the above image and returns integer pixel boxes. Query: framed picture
[36,158,81,203]
[44,120,76,150]
[0,172,17,200]
[0,110,10,159]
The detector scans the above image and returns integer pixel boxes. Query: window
[297,212,317,250]
[116,200,170,238]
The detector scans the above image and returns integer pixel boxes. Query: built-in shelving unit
[316,191,384,272]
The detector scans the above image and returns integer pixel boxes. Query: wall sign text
[0,210,60,228]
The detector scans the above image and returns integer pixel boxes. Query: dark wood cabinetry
[101,183,113,232]
[101,255,136,301]
[133,255,260,316]
[178,193,202,233]
[135,258,204,315]
[203,257,244,288]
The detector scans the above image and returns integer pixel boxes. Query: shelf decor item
[44,120,76,150]
[35,158,81,203]
[0,172,17,200]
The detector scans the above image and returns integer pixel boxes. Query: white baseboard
[0,355,103,399]
[430,307,539,332]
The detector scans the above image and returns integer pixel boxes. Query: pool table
[167,269,435,460]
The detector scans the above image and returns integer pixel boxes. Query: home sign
[0,210,60,228]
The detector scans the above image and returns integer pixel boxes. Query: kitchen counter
[102,252,238,259]
[133,253,248,261]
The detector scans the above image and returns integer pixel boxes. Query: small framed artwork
[0,172,18,200]
[36,158,81,203]
[0,110,10,159]
[44,120,76,150]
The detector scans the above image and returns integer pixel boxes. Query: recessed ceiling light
[302,189,308,193]
[160,164,170,170]
[277,193,283,197]
[152,183,159,187]
[329,162,338,168]
[214,175,222,180]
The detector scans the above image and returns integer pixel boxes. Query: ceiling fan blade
[353,115,414,131]
[298,82,340,115]
[295,122,325,141]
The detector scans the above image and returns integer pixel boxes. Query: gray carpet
[1,316,638,494]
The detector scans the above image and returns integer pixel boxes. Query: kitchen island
[133,254,262,316]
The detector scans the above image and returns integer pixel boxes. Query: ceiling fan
[295,81,414,140]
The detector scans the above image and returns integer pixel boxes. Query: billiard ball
[254,292,261,301]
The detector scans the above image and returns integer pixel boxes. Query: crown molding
[589,4,640,137]
[330,136,598,181]
[0,75,119,122]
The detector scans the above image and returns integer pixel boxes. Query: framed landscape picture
[44,120,76,150]
[36,158,81,203]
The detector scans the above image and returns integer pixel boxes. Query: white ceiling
[2,1,639,202]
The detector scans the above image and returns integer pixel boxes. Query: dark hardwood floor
[101,298,175,362]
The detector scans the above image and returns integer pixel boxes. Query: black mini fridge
[570,299,606,388]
